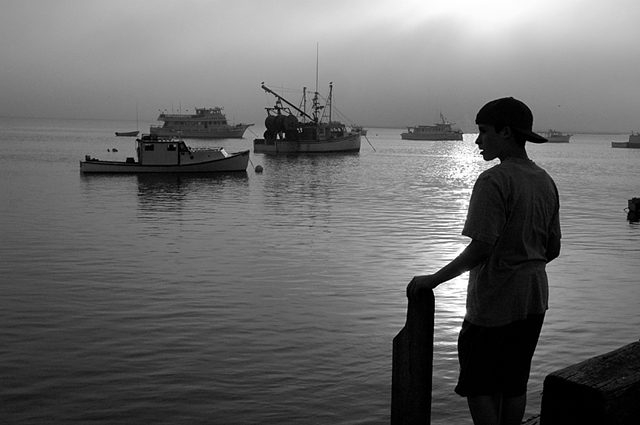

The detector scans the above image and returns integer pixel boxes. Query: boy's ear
[501,126,514,139]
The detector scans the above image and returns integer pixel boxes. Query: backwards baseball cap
[475,97,548,143]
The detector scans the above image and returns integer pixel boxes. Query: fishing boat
[400,113,463,141]
[540,129,572,143]
[115,131,139,137]
[150,107,253,139]
[253,83,361,154]
[80,134,249,173]
[612,132,640,148]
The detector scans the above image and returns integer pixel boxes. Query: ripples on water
[1,119,639,424]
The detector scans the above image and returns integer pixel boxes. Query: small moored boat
[401,113,463,141]
[253,83,361,154]
[612,132,640,148]
[80,134,249,173]
[116,102,140,137]
[115,131,140,137]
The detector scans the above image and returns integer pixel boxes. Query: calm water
[1,117,639,424]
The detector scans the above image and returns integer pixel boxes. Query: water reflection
[6,123,640,425]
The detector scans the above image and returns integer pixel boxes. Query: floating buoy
[255,165,263,173]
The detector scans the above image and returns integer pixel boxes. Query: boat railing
[189,146,224,152]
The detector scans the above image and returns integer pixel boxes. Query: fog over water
[2,0,640,133]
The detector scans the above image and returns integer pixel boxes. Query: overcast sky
[1,0,639,133]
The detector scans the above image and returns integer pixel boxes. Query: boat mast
[314,42,320,124]
[328,82,332,124]
[302,87,307,122]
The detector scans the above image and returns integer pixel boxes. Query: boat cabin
[136,134,190,165]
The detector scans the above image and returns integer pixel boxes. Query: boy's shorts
[454,314,545,397]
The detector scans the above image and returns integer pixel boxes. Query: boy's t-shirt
[462,157,561,327]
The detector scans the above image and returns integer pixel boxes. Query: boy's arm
[545,227,561,262]
[407,239,494,300]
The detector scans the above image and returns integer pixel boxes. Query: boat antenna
[315,42,319,95]
[312,43,320,124]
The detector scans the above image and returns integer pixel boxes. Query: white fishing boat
[541,129,572,143]
[253,83,361,154]
[150,107,252,139]
[400,113,463,141]
[80,134,249,173]
[612,132,640,148]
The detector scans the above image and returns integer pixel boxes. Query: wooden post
[627,197,640,222]
[391,290,435,425]
[540,340,640,425]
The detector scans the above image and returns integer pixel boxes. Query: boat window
[144,144,154,151]
[167,144,177,151]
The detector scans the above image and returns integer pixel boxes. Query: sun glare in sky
[384,0,541,31]
[1,0,639,132]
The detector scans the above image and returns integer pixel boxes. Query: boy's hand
[407,275,439,301]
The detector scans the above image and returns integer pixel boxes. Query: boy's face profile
[475,124,505,161]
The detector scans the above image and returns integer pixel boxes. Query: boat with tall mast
[253,83,361,154]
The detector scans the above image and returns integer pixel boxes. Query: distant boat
[253,83,361,154]
[400,113,463,141]
[115,131,139,137]
[350,125,367,136]
[116,101,140,137]
[540,129,572,143]
[80,134,249,173]
[150,107,252,139]
[612,132,640,148]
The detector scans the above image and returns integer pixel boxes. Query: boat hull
[80,150,250,173]
[253,133,361,154]
[612,142,640,149]
[546,136,571,143]
[150,124,252,139]
[115,131,140,137]
[400,132,463,141]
